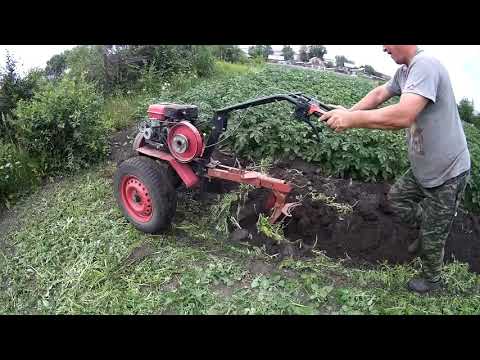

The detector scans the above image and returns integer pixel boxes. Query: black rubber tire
[132,133,182,189]
[114,156,177,234]
[132,132,145,152]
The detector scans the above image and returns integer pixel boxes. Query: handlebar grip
[308,103,329,116]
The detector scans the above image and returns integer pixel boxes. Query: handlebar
[215,92,334,116]
[203,93,335,158]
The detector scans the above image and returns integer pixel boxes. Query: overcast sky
[1,45,479,111]
[246,45,480,112]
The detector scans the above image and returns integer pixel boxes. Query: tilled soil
[225,158,480,273]
[108,125,138,164]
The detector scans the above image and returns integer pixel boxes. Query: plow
[114,93,333,233]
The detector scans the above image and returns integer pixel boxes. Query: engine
[140,103,204,163]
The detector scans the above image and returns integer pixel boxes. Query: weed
[256,213,286,244]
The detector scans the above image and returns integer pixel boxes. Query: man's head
[383,45,418,65]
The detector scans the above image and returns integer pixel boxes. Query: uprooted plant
[256,213,286,244]
[211,183,254,236]
[309,190,354,215]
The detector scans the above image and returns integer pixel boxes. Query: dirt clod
[248,260,275,275]
[229,228,250,243]
[122,242,154,266]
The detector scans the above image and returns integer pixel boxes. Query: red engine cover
[147,104,166,120]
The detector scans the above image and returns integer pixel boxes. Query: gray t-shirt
[386,49,471,188]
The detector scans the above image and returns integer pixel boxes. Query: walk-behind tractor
[113,93,333,233]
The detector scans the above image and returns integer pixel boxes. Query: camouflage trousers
[388,168,470,282]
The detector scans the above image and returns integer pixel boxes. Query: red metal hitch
[206,164,300,223]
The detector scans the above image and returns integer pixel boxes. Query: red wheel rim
[120,175,153,223]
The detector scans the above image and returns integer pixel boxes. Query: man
[320,45,471,294]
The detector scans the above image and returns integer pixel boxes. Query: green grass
[102,95,141,131]
[213,60,263,78]
[1,163,479,315]
[0,140,41,209]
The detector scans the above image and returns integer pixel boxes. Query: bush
[0,141,39,207]
[192,46,216,78]
[462,122,480,213]
[14,75,108,174]
[458,98,475,124]
[1,53,47,141]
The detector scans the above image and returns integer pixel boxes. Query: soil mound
[228,158,480,272]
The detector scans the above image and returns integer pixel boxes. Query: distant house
[309,57,325,69]
[335,63,363,75]
[366,68,391,81]
[370,73,391,81]
[268,54,285,63]
[335,66,350,74]
[348,66,365,76]
[238,47,287,62]
[323,58,336,68]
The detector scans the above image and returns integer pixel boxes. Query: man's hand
[319,109,355,133]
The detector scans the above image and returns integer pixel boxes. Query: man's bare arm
[349,93,429,129]
[349,85,395,111]
[320,93,430,132]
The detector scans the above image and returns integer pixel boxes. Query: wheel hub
[120,176,153,222]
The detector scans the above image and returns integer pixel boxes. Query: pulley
[167,121,204,162]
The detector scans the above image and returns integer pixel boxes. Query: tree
[458,98,475,123]
[265,45,274,58]
[0,53,20,115]
[308,45,327,60]
[281,45,295,61]
[298,45,309,62]
[192,46,215,77]
[60,46,106,89]
[248,46,262,59]
[45,53,68,80]
[0,53,43,114]
[248,45,273,60]
[335,55,354,67]
[0,53,45,141]
[364,64,376,75]
[210,45,246,63]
